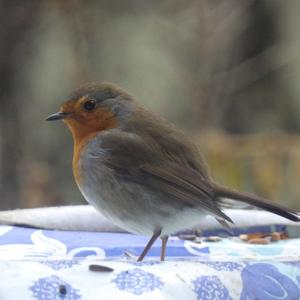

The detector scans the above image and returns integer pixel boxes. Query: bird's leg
[160,235,169,261]
[137,230,162,262]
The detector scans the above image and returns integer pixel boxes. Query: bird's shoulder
[125,108,211,177]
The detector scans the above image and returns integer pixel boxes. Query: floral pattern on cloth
[112,268,164,295]
[30,275,81,300]
[192,275,233,300]
[0,225,300,300]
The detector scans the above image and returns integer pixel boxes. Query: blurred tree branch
[215,44,296,95]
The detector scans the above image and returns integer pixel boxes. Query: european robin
[46,82,299,261]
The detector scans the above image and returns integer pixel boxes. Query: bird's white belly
[79,182,206,236]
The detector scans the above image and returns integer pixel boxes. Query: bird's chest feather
[75,144,126,214]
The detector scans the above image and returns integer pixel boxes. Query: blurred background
[1,0,300,211]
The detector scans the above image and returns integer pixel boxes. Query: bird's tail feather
[213,184,300,222]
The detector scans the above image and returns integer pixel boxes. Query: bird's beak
[45,112,72,121]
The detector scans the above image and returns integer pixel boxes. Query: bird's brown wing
[100,130,233,223]
[139,163,233,223]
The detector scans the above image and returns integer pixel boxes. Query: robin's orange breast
[67,109,117,184]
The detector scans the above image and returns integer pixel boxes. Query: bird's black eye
[83,99,96,111]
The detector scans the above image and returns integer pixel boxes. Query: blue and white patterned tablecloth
[0,224,300,300]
